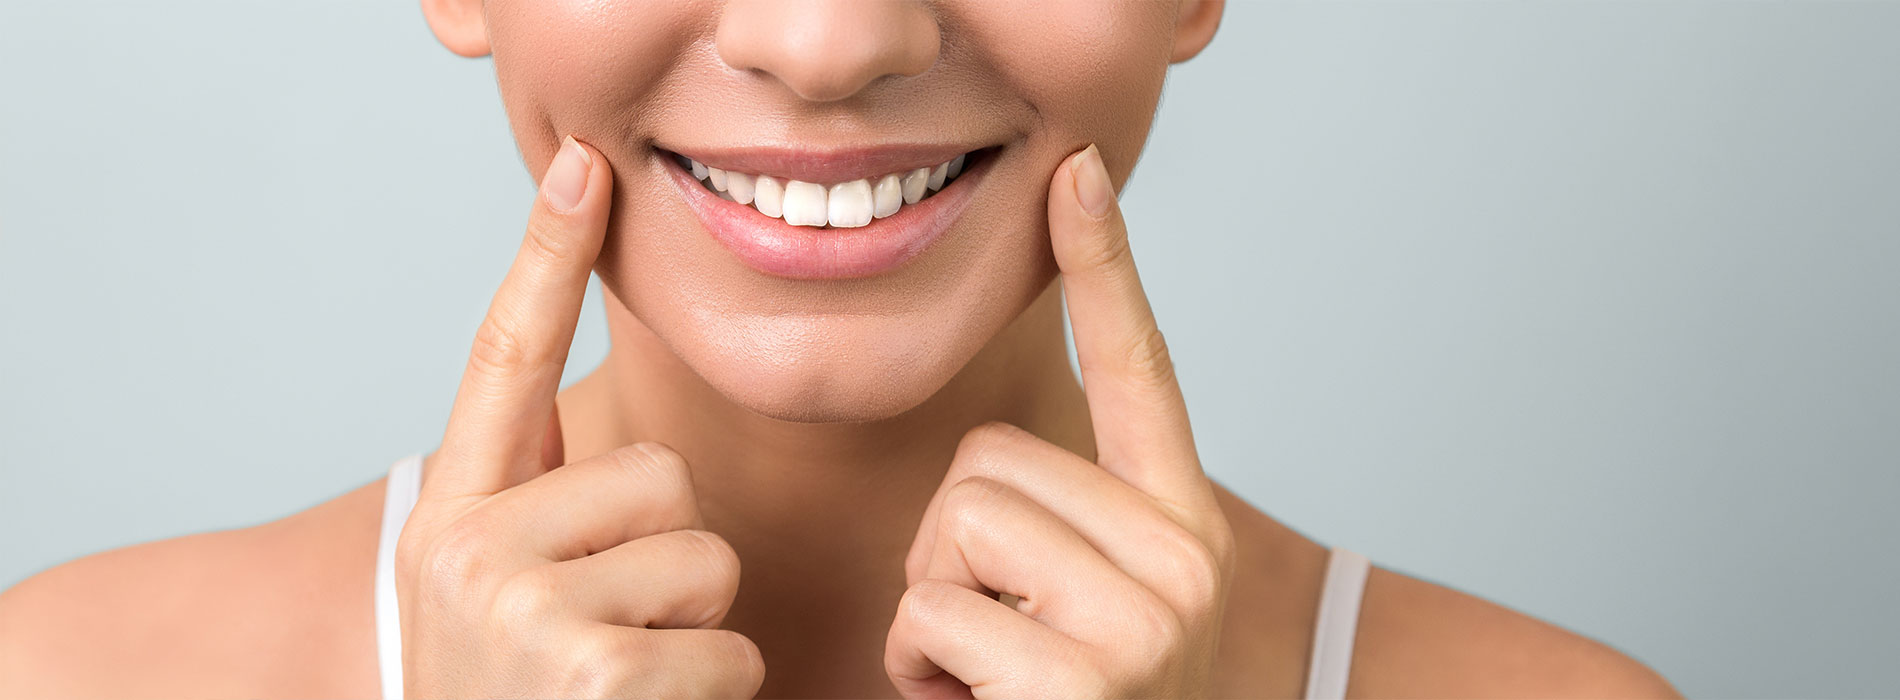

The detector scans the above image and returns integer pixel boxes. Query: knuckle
[1056,646,1113,697]
[614,442,693,486]
[417,519,505,601]
[712,629,766,680]
[608,442,696,506]
[677,530,743,589]
[568,631,633,694]
[939,476,1010,542]
[521,215,582,267]
[1126,592,1186,666]
[468,314,532,379]
[953,421,1028,470]
[1079,221,1136,273]
[1154,527,1224,615]
[1119,325,1177,390]
[897,579,961,628]
[490,568,562,630]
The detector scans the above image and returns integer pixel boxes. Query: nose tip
[715,0,940,103]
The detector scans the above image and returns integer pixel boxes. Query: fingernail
[1072,143,1114,218]
[542,136,591,212]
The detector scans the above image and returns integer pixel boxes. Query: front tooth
[872,174,903,218]
[727,172,756,204]
[927,162,948,191]
[947,153,965,179]
[690,158,708,180]
[781,180,829,227]
[901,167,929,204]
[828,179,874,228]
[753,175,785,218]
[708,167,729,191]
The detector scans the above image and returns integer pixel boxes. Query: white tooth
[947,153,965,179]
[708,167,729,191]
[901,167,929,204]
[690,159,708,180]
[827,179,874,228]
[872,174,903,218]
[927,162,948,191]
[715,189,736,202]
[753,175,785,218]
[781,180,829,227]
[727,171,756,204]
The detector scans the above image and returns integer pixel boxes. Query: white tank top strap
[374,454,425,700]
[1304,545,1372,700]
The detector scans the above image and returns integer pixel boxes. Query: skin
[0,1,1685,697]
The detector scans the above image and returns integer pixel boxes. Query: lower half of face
[487,1,1177,423]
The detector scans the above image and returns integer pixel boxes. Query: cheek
[486,0,702,179]
[956,0,1176,172]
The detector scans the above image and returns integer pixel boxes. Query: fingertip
[1070,143,1114,218]
[541,135,595,213]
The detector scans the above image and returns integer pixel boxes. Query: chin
[622,270,1055,424]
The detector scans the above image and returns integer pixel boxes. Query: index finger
[1047,144,1205,504]
[427,136,612,503]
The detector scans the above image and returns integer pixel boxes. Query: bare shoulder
[1350,563,1680,698]
[0,478,386,699]
[1207,484,1680,698]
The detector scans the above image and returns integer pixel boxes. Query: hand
[885,144,1236,698]
[393,137,765,698]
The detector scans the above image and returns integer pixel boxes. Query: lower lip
[663,151,990,279]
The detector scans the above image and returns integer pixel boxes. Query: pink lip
[666,144,975,185]
[663,148,991,280]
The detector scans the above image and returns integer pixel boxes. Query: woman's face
[424,0,1221,423]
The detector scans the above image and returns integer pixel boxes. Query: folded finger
[475,442,702,563]
[907,423,1223,617]
[514,529,740,631]
[885,579,1097,699]
[588,626,767,699]
[923,475,1158,648]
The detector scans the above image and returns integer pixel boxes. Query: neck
[555,278,1094,694]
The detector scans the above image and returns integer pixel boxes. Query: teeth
[872,174,902,219]
[781,180,829,227]
[926,162,948,191]
[827,180,874,228]
[727,171,756,204]
[685,151,976,228]
[901,167,929,204]
[753,175,785,218]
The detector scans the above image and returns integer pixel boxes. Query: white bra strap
[1304,546,1371,700]
[374,455,424,700]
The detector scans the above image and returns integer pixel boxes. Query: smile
[660,144,996,279]
[676,151,976,229]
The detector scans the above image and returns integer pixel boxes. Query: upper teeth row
[686,153,968,228]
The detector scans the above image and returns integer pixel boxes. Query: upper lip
[657,142,989,184]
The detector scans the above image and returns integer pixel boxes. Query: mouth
[659,144,997,279]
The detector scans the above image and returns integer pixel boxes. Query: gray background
[3,1,1896,696]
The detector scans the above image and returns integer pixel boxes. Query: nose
[715,0,940,103]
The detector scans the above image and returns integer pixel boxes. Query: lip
[665,144,976,185]
[662,146,993,280]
